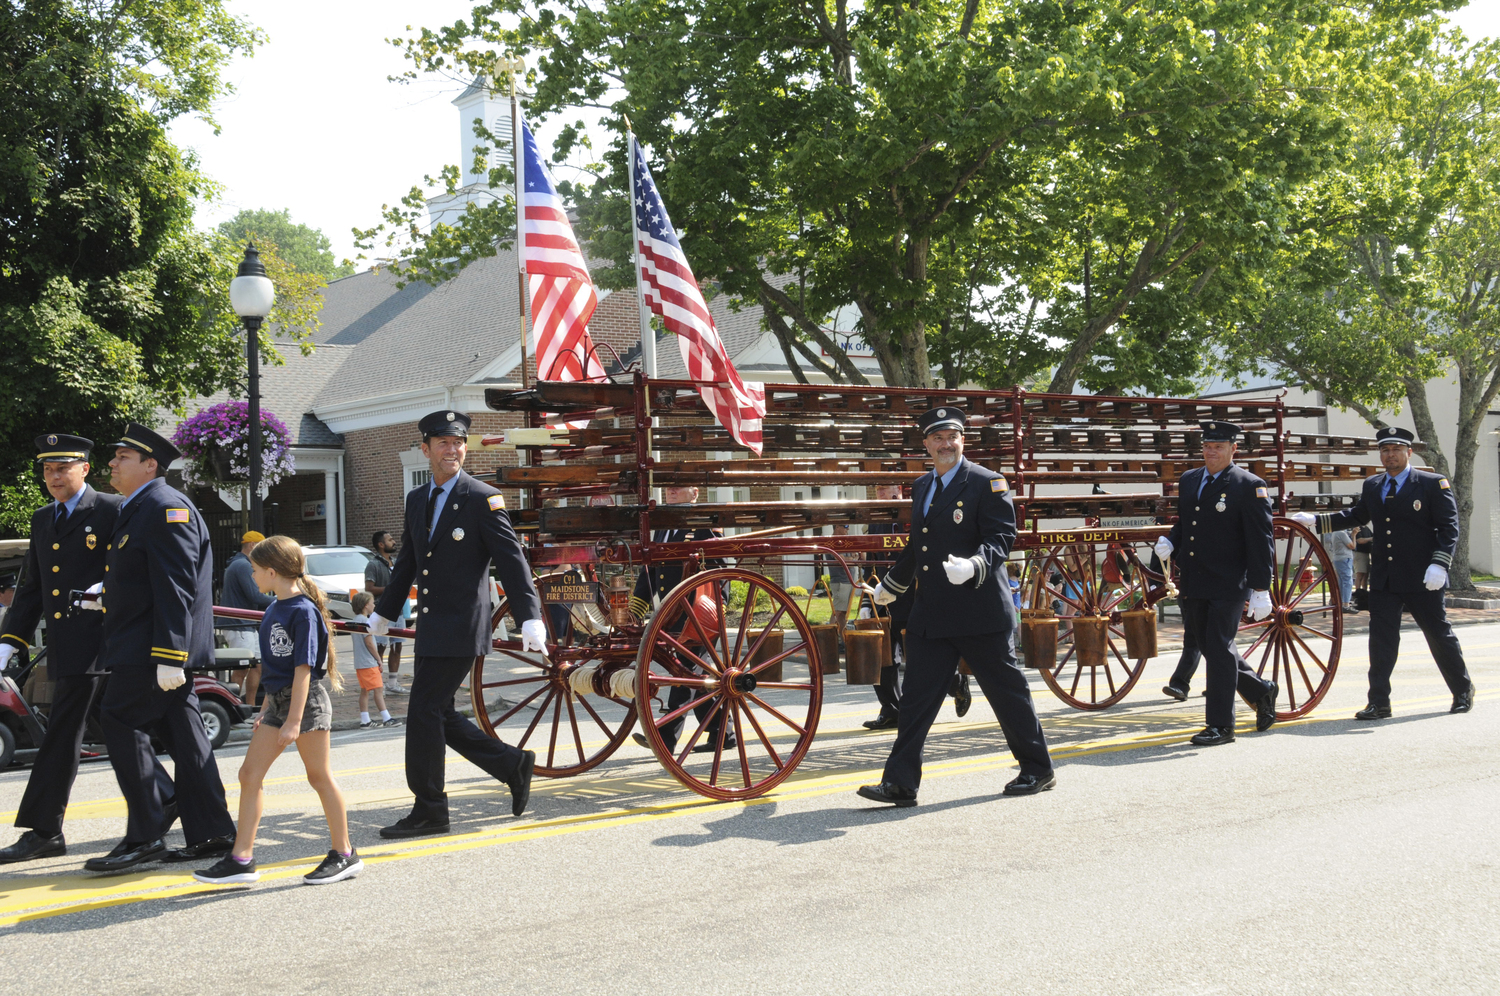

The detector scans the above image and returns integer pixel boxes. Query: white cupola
[427,77,512,229]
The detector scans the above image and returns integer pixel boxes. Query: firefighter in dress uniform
[79,424,236,872]
[1152,421,1279,746]
[0,435,173,864]
[369,411,547,839]
[858,407,1054,806]
[1291,426,1474,718]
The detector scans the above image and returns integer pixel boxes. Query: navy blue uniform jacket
[374,470,541,657]
[99,478,215,671]
[2,486,122,678]
[1167,463,1274,600]
[881,458,1016,638]
[1316,469,1457,592]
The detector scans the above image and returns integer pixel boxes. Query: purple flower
[173,401,294,489]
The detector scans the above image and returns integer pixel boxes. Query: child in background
[194,535,362,887]
[352,591,397,728]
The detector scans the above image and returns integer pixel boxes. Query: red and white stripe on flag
[521,119,605,386]
[631,136,765,454]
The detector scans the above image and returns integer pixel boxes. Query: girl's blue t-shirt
[258,594,329,693]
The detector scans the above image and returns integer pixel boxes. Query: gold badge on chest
[87,534,97,549]
[1215,494,1226,513]
[119,534,129,548]
[953,509,963,524]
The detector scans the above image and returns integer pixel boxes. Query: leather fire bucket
[1073,616,1109,667]
[1022,612,1058,670]
[844,627,886,684]
[1120,609,1158,659]
[745,628,784,683]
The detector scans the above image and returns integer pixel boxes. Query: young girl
[194,535,363,886]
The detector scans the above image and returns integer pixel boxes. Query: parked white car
[302,545,374,620]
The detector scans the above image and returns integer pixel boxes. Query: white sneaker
[385,679,407,695]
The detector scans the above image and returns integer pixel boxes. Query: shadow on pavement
[649,791,1004,848]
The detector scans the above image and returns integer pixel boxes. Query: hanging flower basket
[172,402,294,490]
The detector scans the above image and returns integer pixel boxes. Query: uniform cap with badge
[1375,425,1418,448]
[34,434,93,463]
[420,410,471,440]
[1199,420,1241,442]
[917,406,966,436]
[110,422,181,466]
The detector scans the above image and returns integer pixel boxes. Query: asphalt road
[2,620,1497,995]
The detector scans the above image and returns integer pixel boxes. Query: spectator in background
[351,592,396,728]
[364,530,406,694]
[1351,524,1373,612]
[221,530,273,705]
[0,572,17,611]
[1322,527,1355,610]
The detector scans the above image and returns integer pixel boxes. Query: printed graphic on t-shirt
[269,622,294,658]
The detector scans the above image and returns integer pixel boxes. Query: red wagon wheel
[470,572,637,777]
[1028,541,1155,709]
[1236,518,1342,719]
[635,567,823,800]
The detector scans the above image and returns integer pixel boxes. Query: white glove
[1424,565,1448,591]
[1247,589,1273,621]
[1153,536,1173,561]
[1290,512,1316,528]
[0,645,15,669]
[75,581,104,611]
[943,555,977,586]
[520,618,548,653]
[156,665,187,691]
[868,582,896,607]
[368,612,390,636]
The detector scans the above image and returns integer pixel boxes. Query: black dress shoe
[0,831,66,864]
[1256,681,1279,732]
[690,736,737,753]
[1451,683,1475,714]
[862,712,900,730]
[508,750,536,817]
[1355,703,1392,720]
[631,732,651,750]
[952,674,972,718]
[1190,726,1235,746]
[378,815,451,839]
[162,835,234,862]
[1162,684,1188,702]
[1003,771,1057,796]
[856,782,917,807]
[84,838,166,872]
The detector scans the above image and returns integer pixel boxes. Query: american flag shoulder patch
[990,477,1008,493]
[1255,487,1268,498]
[488,494,506,511]
[165,508,190,524]
[1439,478,1451,489]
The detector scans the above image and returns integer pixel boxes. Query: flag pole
[509,60,529,390]
[624,119,657,379]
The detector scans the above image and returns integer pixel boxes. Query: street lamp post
[229,244,275,533]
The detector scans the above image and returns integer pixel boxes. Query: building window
[411,469,432,489]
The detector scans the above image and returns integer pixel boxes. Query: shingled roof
[176,341,354,447]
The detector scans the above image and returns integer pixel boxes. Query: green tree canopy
[370,0,1460,392]
[0,1,317,536]
[218,208,355,281]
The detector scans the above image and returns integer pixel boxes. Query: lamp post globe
[232,244,275,532]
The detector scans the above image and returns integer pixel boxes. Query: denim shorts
[260,678,334,732]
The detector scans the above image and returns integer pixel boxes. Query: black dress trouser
[406,655,526,822]
[883,628,1052,791]
[99,667,234,844]
[16,673,173,837]
[1169,603,1270,704]
[1179,598,1272,729]
[1366,588,1471,707]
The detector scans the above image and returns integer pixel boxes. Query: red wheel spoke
[516,687,556,749]
[749,681,814,690]
[744,692,806,736]
[575,691,619,739]
[729,589,755,669]
[682,593,726,674]
[655,630,721,677]
[564,692,586,764]
[546,692,563,768]
[492,682,552,726]
[481,677,549,690]
[705,705,732,785]
[1243,621,1275,657]
[1294,622,1337,642]
[649,676,719,688]
[675,698,725,765]
[732,701,752,788]
[1069,659,1084,697]
[747,641,809,676]
[656,689,720,730]
[739,600,791,669]
[1286,572,1327,611]
[739,698,783,767]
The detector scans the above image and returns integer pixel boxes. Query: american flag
[631,136,765,454]
[522,118,605,384]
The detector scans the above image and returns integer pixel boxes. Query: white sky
[173,2,1500,269]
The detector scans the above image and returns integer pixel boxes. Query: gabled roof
[310,251,526,408]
